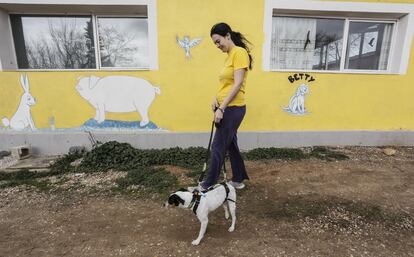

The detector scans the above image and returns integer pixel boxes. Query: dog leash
[222,153,228,182]
[197,122,229,183]
[198,104,230,183]
[198,120,215,183]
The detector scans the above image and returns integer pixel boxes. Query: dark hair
[210,22,253,70]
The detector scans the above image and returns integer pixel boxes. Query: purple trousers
[201,105,249,188]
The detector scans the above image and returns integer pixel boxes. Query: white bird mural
[176,35,202,58]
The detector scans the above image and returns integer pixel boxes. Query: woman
[200,22,253,190]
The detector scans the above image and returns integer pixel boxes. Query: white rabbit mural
[2,74,37,130]
[283,83,309,115]
[76,76,160,128]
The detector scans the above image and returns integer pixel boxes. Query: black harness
[189,182,236,215]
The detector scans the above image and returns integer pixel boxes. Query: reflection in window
[10,15,150,69]
[345,22,393,70]
[270,16,344,70]
[10,15,95,69]
[97,17,148,68]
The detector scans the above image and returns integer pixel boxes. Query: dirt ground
[0,146,413,257]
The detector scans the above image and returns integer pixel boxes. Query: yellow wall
[0,0,413,132]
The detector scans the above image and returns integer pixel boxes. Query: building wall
[0,0,414,152]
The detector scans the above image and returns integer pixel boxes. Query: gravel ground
[0,146,413,257]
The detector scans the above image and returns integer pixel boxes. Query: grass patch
[49,152,84,175]
[78,142,205,172]
[0,168,38,181]
[243,148,306,160]
[309,147,349,161]
[242,146,348,161]
[0,142,350,194]
[115,166,178,193]
[52,142,350,176]
[0,169,52,191]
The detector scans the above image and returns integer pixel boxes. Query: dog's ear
[177,188,188,192]
[168,194,185,206]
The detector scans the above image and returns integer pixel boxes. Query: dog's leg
[223,202,229,219]
[192,216,208,246]
[228,201,236,232]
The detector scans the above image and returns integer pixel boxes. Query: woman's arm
[214,68,246,123]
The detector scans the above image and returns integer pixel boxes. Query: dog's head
[296,84,309,96]
[164,188,191,208]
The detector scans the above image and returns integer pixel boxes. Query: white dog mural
[2,74,37,130]
[76,76,160,127]
[283,83,309,115]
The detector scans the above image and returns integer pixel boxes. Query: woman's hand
[214,108,224,124]
[211,98,219,112]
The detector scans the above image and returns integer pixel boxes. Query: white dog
[284,83,309,115]
[165,182,237,245]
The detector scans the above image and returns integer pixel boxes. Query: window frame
[263,0,414,75]
[0,0,158,71]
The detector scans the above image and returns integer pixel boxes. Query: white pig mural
[76,76,160,128]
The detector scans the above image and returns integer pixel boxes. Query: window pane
[270,16,344,70]
[97,17,148,68]
[10,15,95,69]
[345,22,393,70]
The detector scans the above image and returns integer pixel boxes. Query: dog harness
[189,182,236,215]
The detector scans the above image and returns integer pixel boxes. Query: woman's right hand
[211,98,219,112]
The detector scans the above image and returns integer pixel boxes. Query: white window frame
[263,0,414,75]
[0,0,158,71]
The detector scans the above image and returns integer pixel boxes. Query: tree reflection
[98,25,138,67]
[25,17,95,69]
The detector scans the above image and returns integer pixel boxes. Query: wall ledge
[1,130,414,155]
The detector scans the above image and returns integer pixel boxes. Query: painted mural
[176,35,202,58]
[1,0,414,135]
[283,83,309,115]
[1,74,162,131]
[76,75,161,129]
[283,73,315,116]
[1,74,37,131]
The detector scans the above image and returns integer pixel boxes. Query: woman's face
[211,33,232,53]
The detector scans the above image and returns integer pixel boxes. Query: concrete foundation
[0,130,414,155]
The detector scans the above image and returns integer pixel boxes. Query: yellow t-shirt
[217,46,249,106]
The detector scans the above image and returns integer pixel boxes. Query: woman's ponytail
[230,31,253,70]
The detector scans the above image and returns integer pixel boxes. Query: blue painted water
[81,119,159,130]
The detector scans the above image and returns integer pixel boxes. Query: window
[345,21,393,70]
[11,15,95,69]
[263,0,414,74]
[10,14,149,70]
[97,17,148,69]
[270,16,394,72]
[271,16,345,70]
